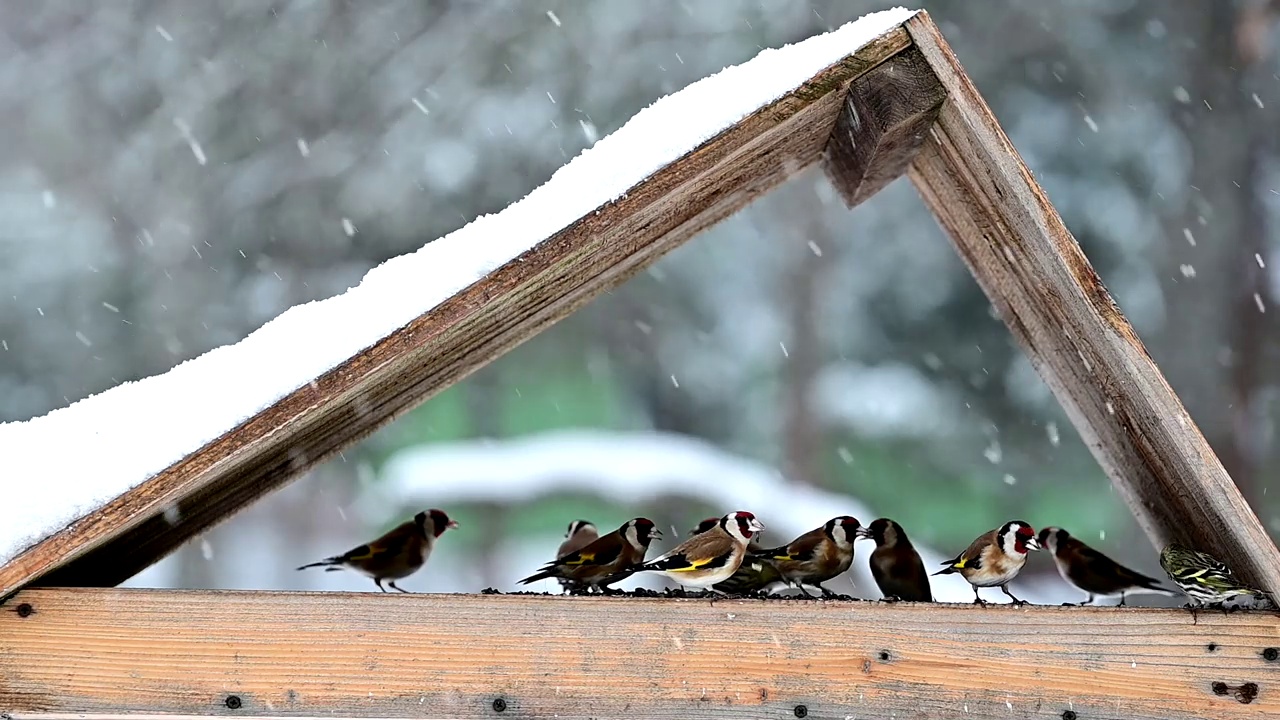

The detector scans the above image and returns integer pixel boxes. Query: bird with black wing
[1039,526,1171,606]
[753,516,861,597]
[518,518,661,593]
[856,517,932,602]
[637,511,764,594]
[296,508,458,592]
[934,520,1040,605]
[1159,542,1273,610]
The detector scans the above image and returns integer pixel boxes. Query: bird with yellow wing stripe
[296,508,459,592]
[933,520,1040,605]
[637,511,764,594]
[552,520,600,592]
[753,516,861,597]
[518,518,661,593]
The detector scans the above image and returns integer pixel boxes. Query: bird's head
[722,511,765,541]
[1037,526,1067,554]
[416,508,459,537]
[856,517,902,546]
[999,520,1040,555]
[690,517,719,536]
[624,517,662,547]
[825,516,862,547]
[566,519,597,539]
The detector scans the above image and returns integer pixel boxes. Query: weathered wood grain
[904,10,1280,597]
[3,588,1279,719]
[0,28,912,600]
[823,44,946,205]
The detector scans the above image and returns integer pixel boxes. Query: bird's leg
[388,581,410,593]
[374,578,388,593]
[1080,593,1094,606]
[1117,593,1126,607]
[882,594,901,604]
[971,587,987,606]
[796,584,819,599]
[999,585,1027,606]
[820,586,837,599]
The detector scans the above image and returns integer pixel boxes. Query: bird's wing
[764,528,824,562]
[943,531,993,571]
[646,532,737,573]
[341,522,415,563]
[555,533,624,568]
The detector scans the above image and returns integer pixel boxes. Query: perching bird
[933,520,1040,605]
[1159,542,1274,610]
[688,518,784,595]
[296,509,458,592]
[856,517,932,602]
[753,516,862,597]
[1038,526,1171,606]
[638,511,764,594]
[553,520,600,592]
[518,518,661,593]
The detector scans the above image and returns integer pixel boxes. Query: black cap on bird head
[566,519,595,537]
[415,508,460,537]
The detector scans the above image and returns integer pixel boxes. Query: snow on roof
[0,7,917,569]
[371,428,1076,604]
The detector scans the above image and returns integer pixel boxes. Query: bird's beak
[749,519,765,533]
[650,528,664,539]
[1025,536,1041,551]
[447,520,460,529]
[854,527,872,540]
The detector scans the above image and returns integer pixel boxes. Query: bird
[933,520,1040,605]
[1159,542,1274,610]
[296,509,458,592]
[1038,526,1171,606]
[856,517,932,602]
[637,511,764,594]
[687,518,784,595]
[753,516,862,597]
[517,518,661,593]
[553,520,600,592]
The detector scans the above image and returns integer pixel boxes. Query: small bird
[754,516,862,597]
[1039,527,1171,606]
[518,518,661,592]
[688,518,784,595]
[553,520,600,592]
[1159,542,1274,610]
[933,520,1040,605]
[856,517,932,602]
[296,509,458,592]
[638,511,765,594]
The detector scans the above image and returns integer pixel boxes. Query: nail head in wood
[492,698,507,713]
[822,45,947,208]
[224,695,242,710]
[794,704,808,718]
[15,603,32,618]
[1263,647,1278,661]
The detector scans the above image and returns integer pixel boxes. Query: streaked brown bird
[688,518,783,595]
[554,520,599,592]
[296,509,459,592]
[754,516,861,597]
[1038,527,1171,605]
[639,511,764,593]
[518,518,661,592]
[856,517,932,602]
[934,520,1040,605]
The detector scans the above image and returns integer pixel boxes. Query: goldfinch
[754,516,861,597]
[638,511,764,594]
[688,519,784,595]
[933,520,1040,605]
[296,509,458,592]
[856,517,933,602]
[1159,543,1274,609]
[518,518,661,592]
[1039,526,1171,605]
[554,520,600,592]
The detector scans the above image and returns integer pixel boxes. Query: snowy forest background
[3,0,1279,601]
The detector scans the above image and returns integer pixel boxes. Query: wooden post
[900,12,1280,595]
[3,588,1278,719]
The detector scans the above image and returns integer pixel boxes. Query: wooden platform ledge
[3,588,1279,720]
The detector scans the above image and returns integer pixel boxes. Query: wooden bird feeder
[3,11,1279,720]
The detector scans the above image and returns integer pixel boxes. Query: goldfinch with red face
[688,518,784,595]
[1039,526,1172,606]
[856,518,933,602]
[755,516,861,597]
[638,511,764,594]
[518,518,661,592]
[553,520,599,592]
[933,520,1040,605]
[296,509,458,592]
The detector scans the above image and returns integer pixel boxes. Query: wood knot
[1237,683,1259,704]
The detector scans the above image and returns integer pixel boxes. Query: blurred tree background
[3,0,1279,596]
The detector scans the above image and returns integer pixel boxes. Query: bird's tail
[296,557,341,571]
[931,565,958,577]
[517,569,556,585]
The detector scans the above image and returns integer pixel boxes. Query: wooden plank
[904,12,1280,598]
[822,44,946,205]
[0,28,912,600]
[3,588,1279,720]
